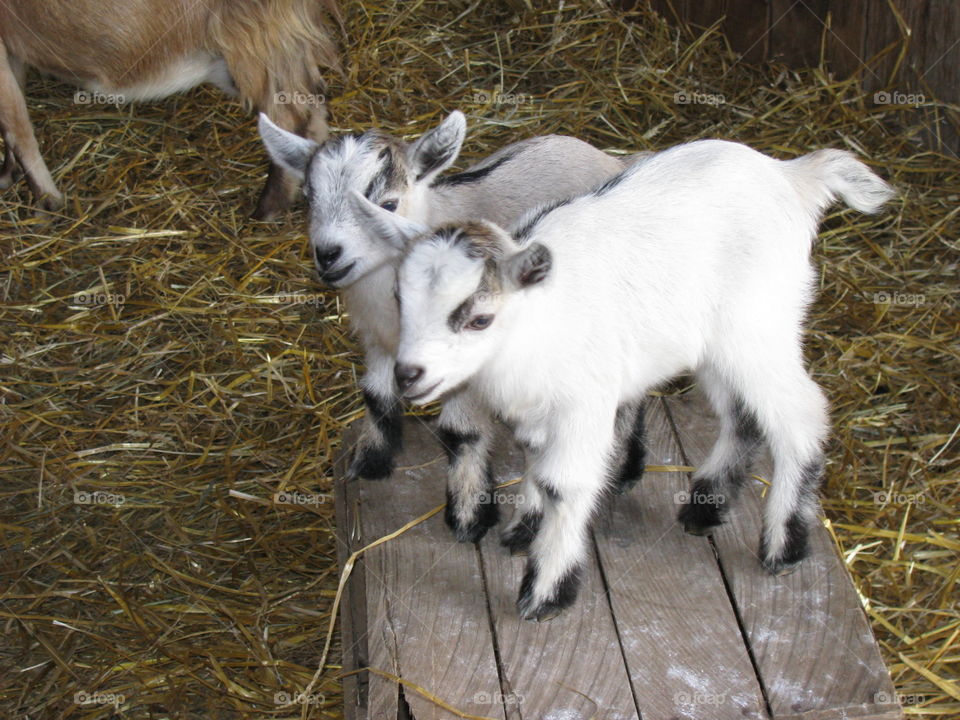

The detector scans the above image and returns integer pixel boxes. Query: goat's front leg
[437,389,498,542]
[348,347,403,480]
[0,45,62,210]
[501,475,544,555]
[517,412,614,621]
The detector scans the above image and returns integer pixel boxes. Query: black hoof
[676,478,726,534]
[500,511,542,555]
[444,488,499,543]
[760,513,810,575]
[348,442,396,481]
[517,562,581,622]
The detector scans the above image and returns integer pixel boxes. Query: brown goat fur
[0,0,342,218]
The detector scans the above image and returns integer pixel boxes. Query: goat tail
[784,149,895,216]
[207,0,342,126]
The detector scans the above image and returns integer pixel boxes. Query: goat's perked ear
[504,243,553,290]
[407,111,467,183]
[258,113,318,182]
[349,190,429,251]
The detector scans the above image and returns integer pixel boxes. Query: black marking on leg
[436,426,481,464]
[533,475,561,502]
[612,402,646,493]
[733,395,764,447]
[677,477,732,535]
[444,480,499,544]
[500,510,543,555]
[350,389,403,480]
[760,459,823,573]
[517,562,582,622]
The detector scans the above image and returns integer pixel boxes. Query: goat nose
[314,245,342,270]
[394,363,424,391]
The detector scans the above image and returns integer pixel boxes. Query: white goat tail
[785,149,895,216]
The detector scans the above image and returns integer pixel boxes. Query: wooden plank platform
[333,390,903,720]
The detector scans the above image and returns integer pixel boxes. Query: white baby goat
[259,111,649,545]
[360,139,894,621]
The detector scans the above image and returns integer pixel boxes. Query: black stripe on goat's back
[590,166,632,197]
[432,151,519,188]
[512,196,572,244]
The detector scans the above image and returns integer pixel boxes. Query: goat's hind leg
[609,399,646,493]
[678,367,762,535]
[438,390,498,543]
[0,44,62,210]
[742,369,828,574]
[348,349,403,480]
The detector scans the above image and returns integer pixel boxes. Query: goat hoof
[347,443,395,481]
[517,562,580,621]
[761,556,803,576]
[444,492,498,543]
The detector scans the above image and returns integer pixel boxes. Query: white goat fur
[381,140,893,619]
[259,112,646,541]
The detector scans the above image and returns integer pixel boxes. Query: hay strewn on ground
[1,1,957,717]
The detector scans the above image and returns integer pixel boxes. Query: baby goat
[0,0,341,218]
[363,139,893,621]
[259,111,649,544]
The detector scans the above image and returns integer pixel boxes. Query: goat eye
[466,314,494,331]
[380,199,399,212]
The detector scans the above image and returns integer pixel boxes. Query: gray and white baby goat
[259,111,647,543]
[360,139,893,621]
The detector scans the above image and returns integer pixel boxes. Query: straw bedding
[1,1,957,717]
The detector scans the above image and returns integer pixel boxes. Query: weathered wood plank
[770,0,831,68]
[664,389,902,720]
[334,446,368,720]
[592,397,768,720]
[823,0,869,80]
[479,430,639,720]
[352,419,506,720]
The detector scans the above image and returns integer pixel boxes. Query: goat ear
[348,190,428,251]
[258,113,317,181]
[505,243,552,290]
[408,111,466,183]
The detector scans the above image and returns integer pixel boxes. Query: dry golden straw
[1,0,957,718]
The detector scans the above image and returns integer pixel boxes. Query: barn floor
[1,1,957,719]
[335,391,904,720]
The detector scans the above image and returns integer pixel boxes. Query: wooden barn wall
[645,0,960,154]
